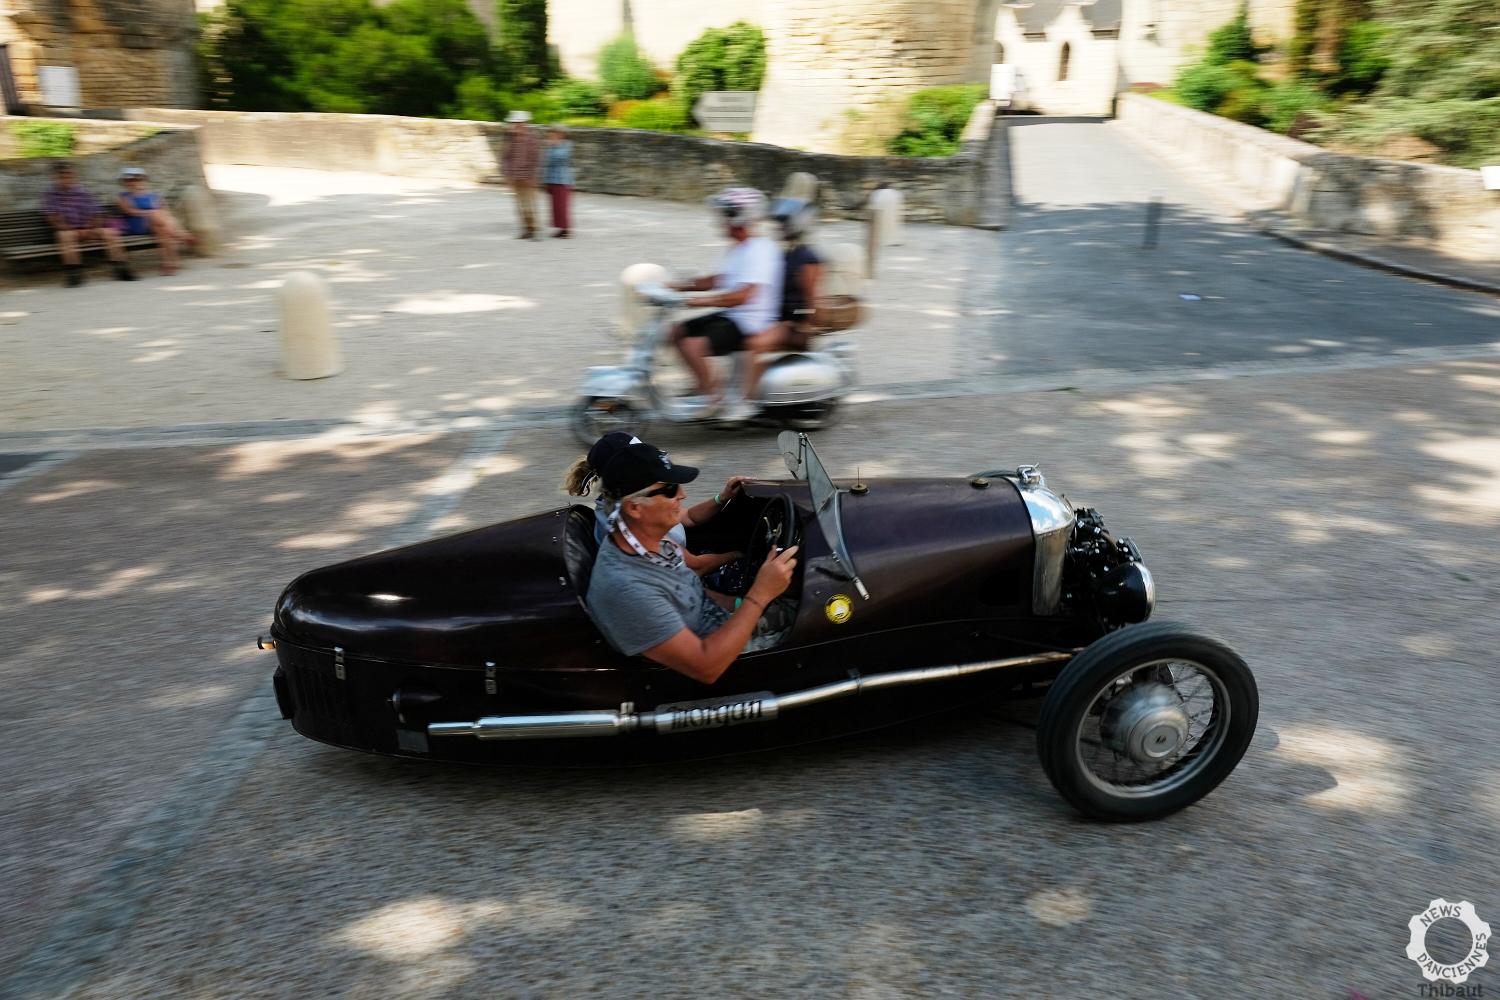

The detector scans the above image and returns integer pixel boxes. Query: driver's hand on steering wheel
[747,545,799,607]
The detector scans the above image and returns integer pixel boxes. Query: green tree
[597,33,663,101]
[1204,6,1263,65]
[201,0,502,115]
[497,0,547,89]
[671,21,766,113]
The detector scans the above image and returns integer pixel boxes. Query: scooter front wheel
[572,397,640,447]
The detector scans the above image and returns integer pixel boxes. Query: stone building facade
[0,0,199,111]
[994,0,1297,116]
[549,0,999,153]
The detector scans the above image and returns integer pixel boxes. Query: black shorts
[681,311,746,356]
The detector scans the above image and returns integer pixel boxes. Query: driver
[585,442,799,684]
[563,431,747,577]
[667,188,784,422]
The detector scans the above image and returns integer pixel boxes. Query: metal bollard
[1143,188,1165,249]
[866,187,904,277]
[618,262,670,338]
[275,271,343,380]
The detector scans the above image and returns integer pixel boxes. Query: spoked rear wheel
[1036,621,1257,822]
[572,398,638,448]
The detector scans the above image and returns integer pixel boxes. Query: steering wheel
[745,493,799,581]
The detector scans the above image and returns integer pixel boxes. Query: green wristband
[714,493,724,505]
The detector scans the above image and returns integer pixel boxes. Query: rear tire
[1036,621,1257,822]
[777,398,838,431]
[572,398,638,447]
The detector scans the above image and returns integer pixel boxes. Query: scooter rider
[738,197,824,409]
[668,188,783,422]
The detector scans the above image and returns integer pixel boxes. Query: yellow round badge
[825,594,853,624]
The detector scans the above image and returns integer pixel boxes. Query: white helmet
[707,187,767,227]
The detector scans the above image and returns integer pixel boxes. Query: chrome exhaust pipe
[428,651,1072,741]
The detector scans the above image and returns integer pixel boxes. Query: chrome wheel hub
[1100,682,1190,764]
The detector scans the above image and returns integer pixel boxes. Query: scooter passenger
[738,197,824,409]
[563,431,746,577]
[668,188,783,423]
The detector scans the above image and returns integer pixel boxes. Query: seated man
[668,187,783,423]
[585,442,799,684]
[44,162,135,286]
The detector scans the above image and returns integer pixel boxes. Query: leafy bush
[611,96,688,131]
[551,78,606,118]
[671,21,766,113]
[887,83,987,157]
[1333,20,1390,95]
[1204,7,1264,65]
[598,33,663,101]
[1174,61,1248,113]
[1261,80,1328,134]
[8,121,78,158]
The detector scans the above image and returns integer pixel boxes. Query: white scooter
[571,282,858,447]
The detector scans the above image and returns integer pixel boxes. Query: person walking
[42,161,134,286]
[502,110,541,239]
[543,127,575,238]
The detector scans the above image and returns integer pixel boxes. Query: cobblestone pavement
[0,165,985,436]
[5,137,1500,998]
[4,365,1500,998]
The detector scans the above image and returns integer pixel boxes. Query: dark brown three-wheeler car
[263,432,1257,821]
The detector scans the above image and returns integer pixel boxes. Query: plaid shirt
[502,126,540,182]
[42,184,99,229]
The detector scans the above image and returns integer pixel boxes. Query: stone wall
[1,0,198,111]
[0,115,162,157]
[754,0,995,153]
[1116,93,1500,260]
[0,120,208,210]
[122,106,1001,225]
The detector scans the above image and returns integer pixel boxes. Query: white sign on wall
[693,92,757,133]
[37,66,81,108]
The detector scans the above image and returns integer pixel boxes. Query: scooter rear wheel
[573,398,639,447]
[777,398,838,431]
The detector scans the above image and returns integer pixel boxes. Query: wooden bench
[0,207,158,269]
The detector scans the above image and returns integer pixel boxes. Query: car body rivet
[970,477,989,488]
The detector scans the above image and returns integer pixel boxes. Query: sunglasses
[633,482,682,500]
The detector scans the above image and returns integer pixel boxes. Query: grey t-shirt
[586,537,731,656]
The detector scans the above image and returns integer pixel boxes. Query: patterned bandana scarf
[607,505,685,570]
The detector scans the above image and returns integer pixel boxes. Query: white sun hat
[505,110,533,123]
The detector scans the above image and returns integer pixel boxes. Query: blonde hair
[563,455,596,496]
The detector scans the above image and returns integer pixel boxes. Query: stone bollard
[177,185,225,257]
[822,243,867,299]
[619,262,670,338]
[866,187,904,277]
[781,172,820,203]
[276,271,343,380]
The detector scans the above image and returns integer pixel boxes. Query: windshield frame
[778,431,869,600]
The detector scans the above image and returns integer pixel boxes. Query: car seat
[563,504,600,604]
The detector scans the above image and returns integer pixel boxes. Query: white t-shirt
[716,236,784,334]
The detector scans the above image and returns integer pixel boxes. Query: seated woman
[115,168,195,276]
[736,197,823,410]
[563,431,745,577]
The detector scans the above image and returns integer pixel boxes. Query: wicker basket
[817,294,863,332]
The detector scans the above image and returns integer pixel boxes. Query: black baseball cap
[586,431,639,472]
[602,442,699,498]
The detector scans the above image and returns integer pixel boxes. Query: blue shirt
[543,141,575,186]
